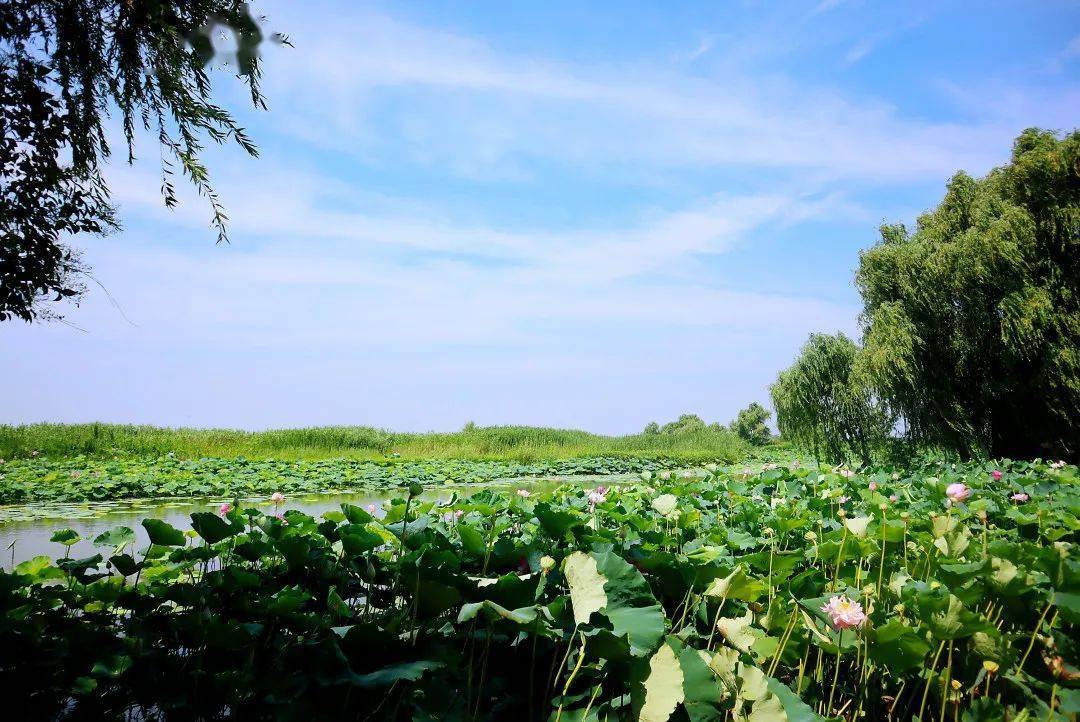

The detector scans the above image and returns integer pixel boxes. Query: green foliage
[770,333,895,464]
[856,128,1080,461]
[729,402,772,446]
[644,414,719,436]
[1,460,1075,719]
[0,1,286,322]
[0,455,735,505]
[661,414,707,434]
[0,422,746,467]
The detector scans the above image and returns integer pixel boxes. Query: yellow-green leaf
[564,551,607,626]
[640,642,685,722]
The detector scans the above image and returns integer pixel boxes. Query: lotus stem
[554,630,587,722]
[918,640,947,722]
[1046,684,1058,721]
[877,507,887,600]
[831,526,848,593]
[1018,600,1053,672]
[938,640,952,722]
[827,629,843,714]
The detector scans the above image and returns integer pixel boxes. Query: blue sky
[2,0,1078,433]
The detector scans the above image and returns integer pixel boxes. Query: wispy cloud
[843,36,878,66]
[252,4,1019,183]
[107,159,865,285]
[811,0,847,16]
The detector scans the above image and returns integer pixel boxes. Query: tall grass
[0,423,747,463]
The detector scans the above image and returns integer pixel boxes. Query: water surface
[0,475,623,567]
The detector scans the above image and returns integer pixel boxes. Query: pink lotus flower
[455,509,464,518]
[587,490,607,507]
[821,595,867,630]
[889,494,899,503]
[1010,493,1029,503]
[595,485,607,495]
[274,512,288,526]
[839,469,855,478]
[367,503,377,514]
[838,495,850,504]
[946,483,972,503]
[991,470,1002,481]
[516,489,531,498]
[868,482,878,491]
[270,492,285,504]
[219,503,232,517]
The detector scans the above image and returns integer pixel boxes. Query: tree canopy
[856,128,1079,460]
[0,0,285,322]
[770,333,894,464]
[773,128,1078,463]
[728,402,771,445]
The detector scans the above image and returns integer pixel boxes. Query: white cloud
[105,157,865,286]
[249,2,1018,183]
[811,0,846,15]
[1063,34,1080,60]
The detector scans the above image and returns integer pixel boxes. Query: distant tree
[729,402,772,445]
[462,421,476,432]
[660,414,707,435]
[0,1,288,322]
[856,128,1079,460]
[770,333,894,464]
[642,421,660,435]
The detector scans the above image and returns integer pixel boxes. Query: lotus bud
[540,555,555,572]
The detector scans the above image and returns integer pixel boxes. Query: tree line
[771,128,1079,464]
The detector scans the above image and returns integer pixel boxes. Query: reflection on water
[0,475,624,568]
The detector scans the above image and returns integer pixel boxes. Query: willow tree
[770,333,894,464]
[856,128,1079,461]
[1,1,286,322]
[729,402,772,446]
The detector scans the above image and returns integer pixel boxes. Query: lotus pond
[0,459,1077,721]
[0,455,685,505]
[0,476,621,567]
